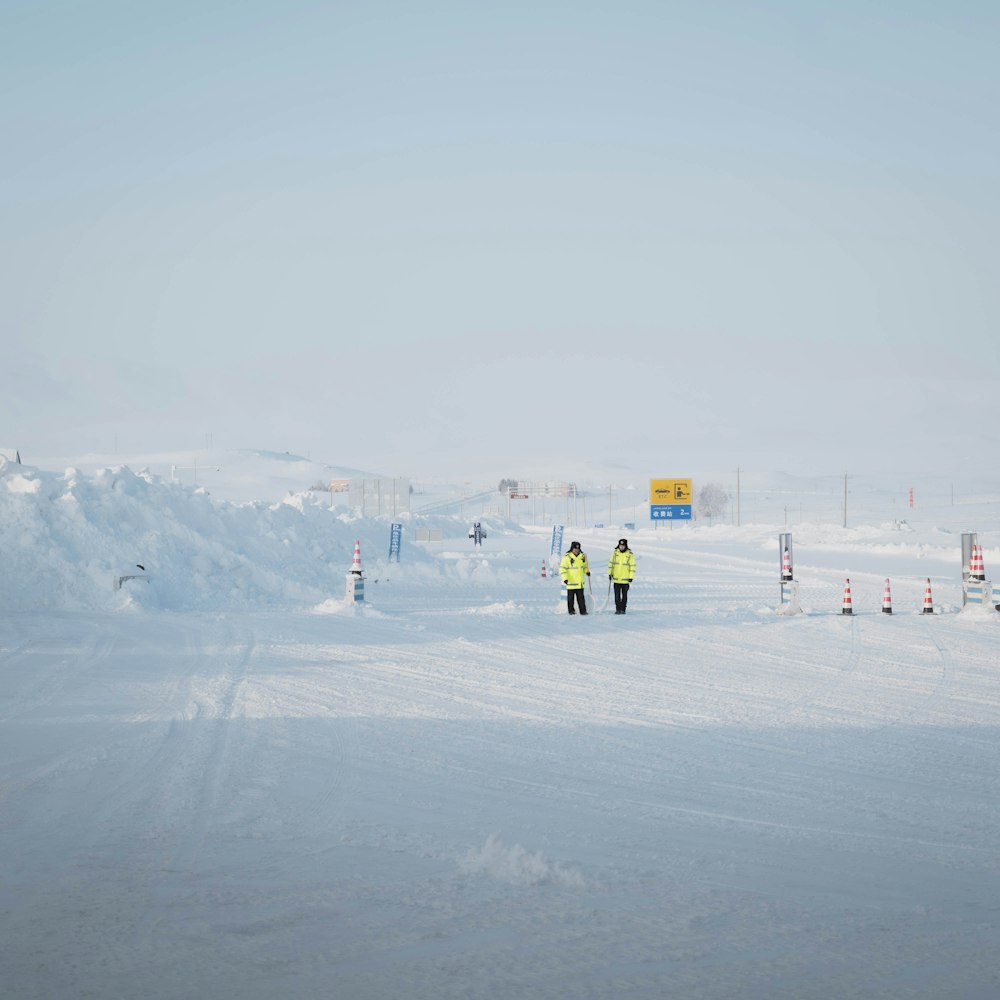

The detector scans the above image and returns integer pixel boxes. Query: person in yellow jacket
[560,541,590,615]
[608,538,636,614]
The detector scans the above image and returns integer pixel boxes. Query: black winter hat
[570,541,581,549]
[618,538,628,547]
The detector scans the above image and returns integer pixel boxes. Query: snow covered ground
[2,455,1000,999]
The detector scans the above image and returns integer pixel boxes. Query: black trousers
[614,582,630,613]
[567,588,587,614]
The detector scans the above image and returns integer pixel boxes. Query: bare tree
[697,482,730,525]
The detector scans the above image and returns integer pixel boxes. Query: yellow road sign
[650,478,692,504]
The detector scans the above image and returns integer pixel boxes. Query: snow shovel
[600,577,613,613]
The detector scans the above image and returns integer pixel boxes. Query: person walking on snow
[560,541,590,615]
[608,538,636,614]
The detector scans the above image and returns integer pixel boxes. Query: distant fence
[348,479,411,516]
[412,490,495,516]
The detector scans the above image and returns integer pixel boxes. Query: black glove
[608,575,613,580]
[628,579,633,584]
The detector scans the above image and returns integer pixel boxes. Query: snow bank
[0,459,439,612]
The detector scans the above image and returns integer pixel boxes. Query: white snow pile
[461,601,525,616]
[460,834,587,887]
[0,458,439,612]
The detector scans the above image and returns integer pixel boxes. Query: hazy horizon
[5,2,998,476]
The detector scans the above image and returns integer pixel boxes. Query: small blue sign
[389,523,403,562]
[650,504,692,520]
[551,524,564,558]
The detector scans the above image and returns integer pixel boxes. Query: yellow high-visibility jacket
[608,547,636,583]
[559,549,590,589]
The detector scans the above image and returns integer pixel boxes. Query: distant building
[0,448,21,464]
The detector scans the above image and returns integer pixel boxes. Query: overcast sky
[3,1,998,478]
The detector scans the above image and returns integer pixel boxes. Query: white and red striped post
[346,539,365,603]
[971,544,985,581]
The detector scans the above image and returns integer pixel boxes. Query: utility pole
[736,467,741,527]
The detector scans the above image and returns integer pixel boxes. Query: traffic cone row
[834,576,936,614]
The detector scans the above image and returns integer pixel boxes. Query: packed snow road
[2,529,999,999]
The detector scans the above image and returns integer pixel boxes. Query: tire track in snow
[0,625,119,725]
[116,618,268,979]
[240,633,365,841]
[0,625,122,801]
[139,618,258,867]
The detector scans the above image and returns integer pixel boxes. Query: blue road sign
[650,505,692,520]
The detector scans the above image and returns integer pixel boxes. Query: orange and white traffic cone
[882,578,893,614]
[541,560,547,579]
[971,544,985,580]
[922,578,935,614]
[782,547,793,581]
[841,578,854,615]
[351,539,363,575]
